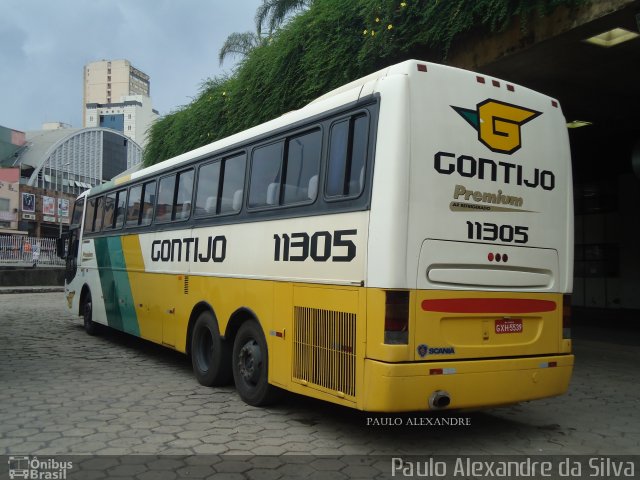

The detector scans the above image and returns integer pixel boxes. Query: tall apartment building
[83,60,158,147]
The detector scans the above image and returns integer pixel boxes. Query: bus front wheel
[83,290,98,336]
[232,319,280,406]
[191,311,232,386]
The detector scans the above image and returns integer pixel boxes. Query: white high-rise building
[83,60,158,148]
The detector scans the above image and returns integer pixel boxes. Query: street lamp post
[63,162,70,194]
[60,162,70,237]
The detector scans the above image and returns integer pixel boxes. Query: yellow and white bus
[59,60,574,412]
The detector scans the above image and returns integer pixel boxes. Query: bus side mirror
[56,237,67,259]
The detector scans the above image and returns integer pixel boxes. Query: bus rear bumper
[362,354,574,412]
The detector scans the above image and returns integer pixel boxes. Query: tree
[218,31,263,66]
[219,0,313,66]
[255,0,312,36]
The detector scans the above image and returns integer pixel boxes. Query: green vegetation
[145,0,587,166]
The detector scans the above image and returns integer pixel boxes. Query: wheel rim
[238,339,262,386]
[195,327,214,373]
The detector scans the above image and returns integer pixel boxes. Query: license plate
[495,318,523,334]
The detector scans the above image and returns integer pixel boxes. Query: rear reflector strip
[417,64,427,72]
[539,361,558,368]
[476,76,485,84]
[430,368,457,375]
[421,298,556,313]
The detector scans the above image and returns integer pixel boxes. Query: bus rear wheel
[191,311,232,386]
[232,319,280,406]
[83,290,99,336]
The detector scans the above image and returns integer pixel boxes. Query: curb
[0,286,64,294]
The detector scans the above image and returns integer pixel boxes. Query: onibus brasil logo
[452,99,541,155]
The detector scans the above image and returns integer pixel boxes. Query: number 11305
[466,221,529,244]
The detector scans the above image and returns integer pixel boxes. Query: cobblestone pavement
[0,293,638,472]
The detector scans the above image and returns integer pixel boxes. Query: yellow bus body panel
[112,237,574,412]
[362,355,573,412]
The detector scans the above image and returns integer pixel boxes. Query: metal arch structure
[25,127,143,195]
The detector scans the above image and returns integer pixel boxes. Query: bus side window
[114,190,126,228]
[155,175,176,223]
[103,193,116,229]
[174,170,194,220]
[93,196,105,232]
[72,198,84,227]
[249,142,283,208]
[126,185,143,226]
[220,153,246,214]
[140,180,156,225]
[283,129,321,204]
[83,197,96,233]
[326,114,369,198]
[195,161,221,217]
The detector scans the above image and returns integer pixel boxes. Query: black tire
[83,290,99,336]
[191,311,232,386]
[232,319,280,406]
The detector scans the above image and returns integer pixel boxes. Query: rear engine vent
[184,275,189,295]
[293,307,356,399]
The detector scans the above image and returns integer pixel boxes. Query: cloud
[0,0,262,132]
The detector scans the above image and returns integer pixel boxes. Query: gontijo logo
[452,99,541,155]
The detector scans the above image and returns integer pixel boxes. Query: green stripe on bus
[94,237,140,336]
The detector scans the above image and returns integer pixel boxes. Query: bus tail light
[563,294,572,339]
[384,290,409,344]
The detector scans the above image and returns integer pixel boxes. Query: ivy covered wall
[144,0,588,166]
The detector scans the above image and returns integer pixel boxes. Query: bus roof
[86,60,561,198]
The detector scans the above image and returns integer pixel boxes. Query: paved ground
[0,292,638,477]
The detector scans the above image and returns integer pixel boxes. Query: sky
[0,0,263,132]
